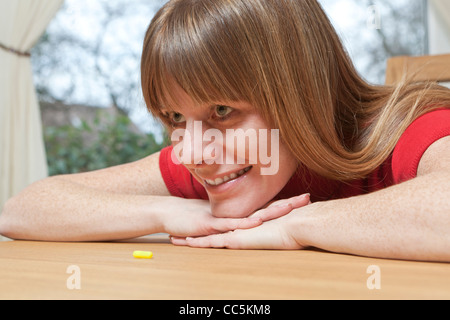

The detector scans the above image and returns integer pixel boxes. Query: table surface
[1,235,450,300]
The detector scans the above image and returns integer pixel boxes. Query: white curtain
[430,0,450,28]
[0,0,63,218]
[429,0,450,54]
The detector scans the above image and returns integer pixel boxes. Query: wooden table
[1,235,450,300]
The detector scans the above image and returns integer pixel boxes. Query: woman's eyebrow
[158,109,172,118]
[159,107,178,114]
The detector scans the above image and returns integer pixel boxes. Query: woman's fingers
[252,193,310,222]
[252,203,294,222]
[171,216,263,245]
[170,236,188,246]
[267,193,310,209]
[210,216,262,234]
[171,233,234,249]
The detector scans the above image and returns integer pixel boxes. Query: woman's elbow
[0,198,22,240]
[0,200,13,238]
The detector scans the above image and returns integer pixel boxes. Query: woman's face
[163,85,298,218]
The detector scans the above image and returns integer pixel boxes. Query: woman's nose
[185,120,205,165]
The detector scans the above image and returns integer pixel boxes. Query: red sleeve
[159,146,209,200]
[392,109,450,184]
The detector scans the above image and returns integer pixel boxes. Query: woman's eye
[214,105,233,118]
[171,112,185,124]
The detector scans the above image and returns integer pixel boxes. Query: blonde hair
[141,0,450,181]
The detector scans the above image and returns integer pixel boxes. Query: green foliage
[44,113,167,176]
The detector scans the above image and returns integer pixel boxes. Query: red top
[159,109,450,203]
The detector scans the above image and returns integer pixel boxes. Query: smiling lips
[205,166,252,187]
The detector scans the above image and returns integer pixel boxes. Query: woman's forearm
[0,176,166,242]
[295,171,450,262]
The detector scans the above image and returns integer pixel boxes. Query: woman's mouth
[205,166,253,187]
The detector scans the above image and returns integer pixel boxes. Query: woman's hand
[160,197,286,238]
[160,198,258,238]
[170,194,311,249]
[250,193,311,221]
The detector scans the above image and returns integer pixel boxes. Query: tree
[44,112,166,175]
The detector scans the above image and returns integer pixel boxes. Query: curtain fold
[429,0,450,55]
[0,0,63,213]
[431,0,450,30]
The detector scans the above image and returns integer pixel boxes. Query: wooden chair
[385,53,450,85]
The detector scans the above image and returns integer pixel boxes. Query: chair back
[385,54,450,86]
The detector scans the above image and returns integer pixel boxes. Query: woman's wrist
[285,201,329,249]
[156,197,215,237]
[142,196,178,235]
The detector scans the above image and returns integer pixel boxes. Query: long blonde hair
[141,0,450,181]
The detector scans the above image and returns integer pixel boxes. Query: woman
[1,0,450,262]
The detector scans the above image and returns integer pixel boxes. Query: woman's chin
[210,197,265,219]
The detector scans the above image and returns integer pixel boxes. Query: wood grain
[1,235,449,300]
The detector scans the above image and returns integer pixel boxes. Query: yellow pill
[133,251,153,259]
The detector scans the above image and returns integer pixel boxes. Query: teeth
[206,167,252,186]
